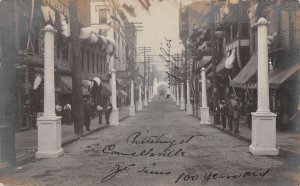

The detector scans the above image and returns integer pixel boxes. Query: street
[0,97,299,186]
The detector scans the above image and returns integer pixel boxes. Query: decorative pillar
[153,78,158,95]
[148,85,152,103]
[144,85,148,106]
[129,80,135,116]
[249,17,278,155]
[110,69,119,125]
[172,86,176,102]
[180,82,185,110]
[186,79,193,115]
[200,68,211,125]
[138,84,143,111]
[36,25,64,159]
[176,84,180,106]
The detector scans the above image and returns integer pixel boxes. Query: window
[87,49,90,72]
[99,9,107,24]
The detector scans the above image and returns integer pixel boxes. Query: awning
[216,56,227,73]
[269,63,300,89]
[101,82,112,97]
[60,76,90,95]
[117,89,128,97]
[230,53,257,88]
[197,56,212,69]
[225,49,236,69]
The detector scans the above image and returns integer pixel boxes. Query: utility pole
[0,0,17,165]
[137,47,151,102]
[211,16,220,125]
[70,0,83,135]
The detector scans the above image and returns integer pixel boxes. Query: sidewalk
[0,106,130,171]
[210,115,300,156]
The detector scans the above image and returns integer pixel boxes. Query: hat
[221,100,226,103]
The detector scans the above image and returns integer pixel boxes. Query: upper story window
[99,9,107,24]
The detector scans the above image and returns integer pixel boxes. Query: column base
[36,148,64,159]
[129,105,136,116]
[137,102,143,111]
[180,100,185,110]
[249,112,279,156]
[36,115,64,159]
[200,107,211,125]
[186,104,193,115]
[110,108,119,126]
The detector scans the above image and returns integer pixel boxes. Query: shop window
[99,9,107,24]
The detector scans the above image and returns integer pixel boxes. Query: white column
[36,25,63,159]
[249,17,278,155]
[172,86,176,102]
[180,82,185,110]
[176,84,180,106]
[148,85,152,103]
[153,79,158,95]
[186,79,193,115]
[200,68,211,125]
[110,69,119,125]
[129,80,135,116]
[144,85,148,106]
[138,84,143,111]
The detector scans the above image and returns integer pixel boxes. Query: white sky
[121,0,185,71]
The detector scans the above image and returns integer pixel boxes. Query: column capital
[255,17,269,27]
[201,67,206,72]
[112,69,116,73]
[42,24,57,33]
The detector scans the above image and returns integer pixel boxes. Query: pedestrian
[63,103,72,125]
[83,96,92,131]
[227,99,234,131]
[232,98,240,133]
[105,99,112,124]
[55,104,62,118]
[220,100,227,129]
[97,104,104,125]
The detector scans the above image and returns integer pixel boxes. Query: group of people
[83,96,112,131]
[219,96,241,134]
[55,96,113,131]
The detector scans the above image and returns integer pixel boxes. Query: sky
[121,0,186,71]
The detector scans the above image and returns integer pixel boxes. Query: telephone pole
[70,0,83,135]
[0,0,17,165]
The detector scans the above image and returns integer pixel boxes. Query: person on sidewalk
[83,96,92,131]
[97,104,104,125]
[227,99,234,131]
[105,99,112,125]
[233,98,240,133]
[63,103,72,125]
[220,100,228,129]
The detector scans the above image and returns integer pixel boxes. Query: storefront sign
[42,0,70,16]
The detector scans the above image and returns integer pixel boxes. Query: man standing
[97,104,103,125]
[83,96,92,131]
[227,99,233,131]
[105,99,112,125]
[232,98,240,133]
[220,100,227,129]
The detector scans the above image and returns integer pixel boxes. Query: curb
[0,115,130,175]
